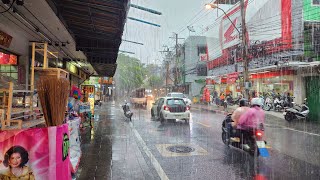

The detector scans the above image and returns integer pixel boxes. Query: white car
[151,98,163,118]
[166,92,192,106]
[157,97,190,123]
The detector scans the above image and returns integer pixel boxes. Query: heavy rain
[0,0,319,180]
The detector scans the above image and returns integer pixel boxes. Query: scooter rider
[237,98,265,131]
[230,98,265,146]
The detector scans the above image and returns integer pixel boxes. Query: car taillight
[164,106,170,111]
[256,131,263,137]
[186,106,190,111]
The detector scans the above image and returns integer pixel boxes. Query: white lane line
[129,122,169,180]
[265,123,320,137]
[282,127,320,137]
[195,121,211,128]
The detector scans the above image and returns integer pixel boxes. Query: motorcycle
[226,95,241,106]
[273,97,284,111]
[221,114,268,156]
[283,96,295,108]
[283,98,309,122]
[94,100,102,106]
[122,102,133,121]
[264,97,273,111]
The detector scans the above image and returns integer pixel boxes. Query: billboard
[206,0,292,70]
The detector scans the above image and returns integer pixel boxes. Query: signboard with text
[206,0,292,70]
[0,30,12,48]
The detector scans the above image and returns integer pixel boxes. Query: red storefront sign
[250,70,294,79]
[0,51,17,65]
[0,30,12,48]
[199,54,208,61]
[227,72,239,84]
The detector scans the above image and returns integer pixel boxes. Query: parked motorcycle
[283,98,309,122]
[226,95,241,106]
[263,96,273,111]
[221,114,268,156]
[273,97,284,111]
[122,102,133,121]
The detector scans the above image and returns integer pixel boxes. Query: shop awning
[48,0,130,77]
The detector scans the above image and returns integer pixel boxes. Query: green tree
[114,54,146,95]
[148,75,163,89]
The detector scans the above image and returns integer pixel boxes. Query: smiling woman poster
[0,124,70,180]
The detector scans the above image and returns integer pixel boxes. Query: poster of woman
[0,124,71,180]
[0,146,34,179]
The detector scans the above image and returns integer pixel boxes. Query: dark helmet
[239,99,248,107]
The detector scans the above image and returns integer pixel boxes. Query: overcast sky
[120,0,231,65]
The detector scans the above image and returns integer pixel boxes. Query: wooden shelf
[4,118,45,130]
[12,90,33,93]
[34,67,69,79]
[11,108,32,115]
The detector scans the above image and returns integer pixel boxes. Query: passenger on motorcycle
[237,98,265,130]
[231,99,249,128]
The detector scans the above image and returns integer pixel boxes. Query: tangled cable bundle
[37,77,70,126]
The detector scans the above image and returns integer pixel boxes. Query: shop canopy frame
[47,0,130,77]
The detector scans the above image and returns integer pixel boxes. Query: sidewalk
[75,102,159,180]
[192,103,320,135]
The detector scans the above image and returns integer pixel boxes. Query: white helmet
[251,98,263,107]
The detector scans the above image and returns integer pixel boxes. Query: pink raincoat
[237,106,265,130]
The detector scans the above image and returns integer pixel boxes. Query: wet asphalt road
[77,102,320,180]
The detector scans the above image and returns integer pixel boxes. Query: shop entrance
[305,76,320,122]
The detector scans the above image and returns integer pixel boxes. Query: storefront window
[0,65,18,80]
[252,75,294,96]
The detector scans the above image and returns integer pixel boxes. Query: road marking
[265,145,272,149]
[282,127,320,137]
[265,123,320,137]
[195,121,211,128]
[129,122,169,180]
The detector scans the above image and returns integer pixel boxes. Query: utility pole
[170,33,184,87]
[240,0,249,99]
[160,47,171,95]
[165,60,169,95]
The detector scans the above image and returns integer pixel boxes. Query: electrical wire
[0,0,15,13]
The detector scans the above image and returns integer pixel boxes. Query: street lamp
[205,3,240,34]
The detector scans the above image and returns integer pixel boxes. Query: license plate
[256,141,266,148]
[256,141,269,157]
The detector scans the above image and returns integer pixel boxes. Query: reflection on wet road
[130,101,320,180]
[76,102,320,180]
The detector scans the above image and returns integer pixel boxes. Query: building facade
[204,0,320,121]
[180,36,207,98]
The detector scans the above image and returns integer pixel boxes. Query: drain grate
[166,145,195,153]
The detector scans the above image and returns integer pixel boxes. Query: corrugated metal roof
[48,0,130,76]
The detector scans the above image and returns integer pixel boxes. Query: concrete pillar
[293,75,305,104]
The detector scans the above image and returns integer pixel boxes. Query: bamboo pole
[43,42,48,69]
[6,82,13,127]
[31,42,36,113]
